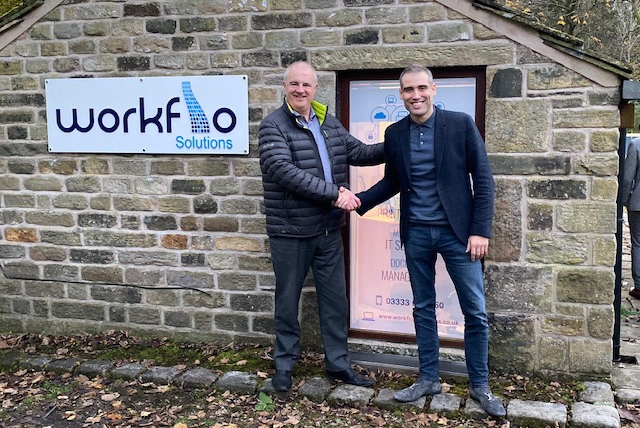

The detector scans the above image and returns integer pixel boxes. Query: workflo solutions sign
[46,75,249,154]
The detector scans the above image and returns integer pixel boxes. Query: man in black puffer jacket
[259,61,384,392]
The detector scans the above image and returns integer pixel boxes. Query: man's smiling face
[399,71,437,124]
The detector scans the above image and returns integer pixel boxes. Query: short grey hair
[283,61,318,85]
[399,64,434,88]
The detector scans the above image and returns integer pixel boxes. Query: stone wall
[0,0,621,376]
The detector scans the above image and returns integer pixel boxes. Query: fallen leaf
[101,392,120,402]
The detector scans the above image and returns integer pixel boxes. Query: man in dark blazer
[622,137,640,300]
[357,64,505,417]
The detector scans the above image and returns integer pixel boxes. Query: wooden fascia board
[434,0,622,87]
[0,0,65,53]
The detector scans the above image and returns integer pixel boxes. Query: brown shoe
[630,288,640,299]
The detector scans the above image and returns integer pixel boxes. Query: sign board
[349,77,477,339]
[46,75,249,155]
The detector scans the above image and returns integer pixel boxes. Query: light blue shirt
[294,110,332,183]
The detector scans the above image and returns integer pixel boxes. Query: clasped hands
[332,186,360,211]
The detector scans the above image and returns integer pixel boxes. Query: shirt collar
[409,108,437,130]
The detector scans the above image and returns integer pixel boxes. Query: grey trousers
[270,230,351,372]
[629,210,640,290]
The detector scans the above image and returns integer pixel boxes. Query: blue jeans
[404,224,489,388]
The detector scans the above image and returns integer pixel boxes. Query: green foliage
[41,381,73,400]
[254,392,275,412]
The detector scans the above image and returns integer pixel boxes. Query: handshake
[332,186,361,211]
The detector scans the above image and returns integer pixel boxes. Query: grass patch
[42,381,73,400]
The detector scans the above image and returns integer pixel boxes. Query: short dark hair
[399,64,434,88]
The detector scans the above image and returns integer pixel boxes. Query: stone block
[542,315,584,336]
[183,290,225,309]
[490,68,522,98]
[124,268,164,286]
[159,196,190,213]
[408,3,446,21]
[587,306,614,339]
[488,313,537,373]
[110,362,147,380]
[219,274,257,291]
[242,51,278,67]
[232,33,262,50]
[114,196,156,211]
[590,131,619,152]
[141,366,183,385]
[51,302,105,321]
[569,339,613,374]
[486,99,550,153]
[252,315,274,334]
[574,154,618,176]
[215,313,249,332]
[193,195,217,214]
[485,264,553,312]
[365,7,406,24]
[171,179,205,194]
[579,381,615,405]
[135,177,169,195]
[162,234,188,249]
[229,293,272,312]
[117,56,150,71]
[557,203,616,234]
[165,311,191,327]
[593,236,616,267]
[428,22,471,42]
[181,253,205,267]
[219,16,247,31]
[591,178,618,202]
[25,212,74,227]
[78,213,117,228]
[206,252,237,270]
[171,36,194,51]
[177,368,217,388]
[220,198,258,214]
[24,177,62,191]
[328,384,375,407]
[507,399,567,427]
[215,237,261,252]
[489,154,570,175]
[491,178,522,262]
[251,13,312,30]
[528,65,591,90]
[76,360,115,377]
[90,285,141,303]
[167,270,214,288]
[345,28,379,45]
[526,232,588,265]
[129,307,162,324]
[527,179,587,199]
[238,255,272,271]
[538,336,568,371]
[69,248,115,265]
[0,244,25,259]
[66,176,100,192]
[65,4,120,20]
[5,227,38,242]
[301,29,341,46]
[124,3,160,17]
[553,109,619,128]
[216,371,257,394]
[571,402,620,428]
[4,261,39,279]
[557,268,614,304]
[143,215,177,230]
[82,267,124,284]
[52,194,89,210]
[118,251,178,266]
[43,264,79,281]
[40,230,81,246]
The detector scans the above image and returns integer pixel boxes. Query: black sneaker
[272,370,292,391]
[469,386,506,418]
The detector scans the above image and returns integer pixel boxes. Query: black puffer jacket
[259,100,384,238]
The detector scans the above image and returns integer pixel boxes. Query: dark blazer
[357,109,495,245]
[623,138,640,211]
